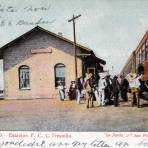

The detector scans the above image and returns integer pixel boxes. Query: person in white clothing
[77,77,84,104]
[98,78,106,106]
[57,81,65,101]
[128,73,141,107]
[93,84,101,106]
[98,72,107,106]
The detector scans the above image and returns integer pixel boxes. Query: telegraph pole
[68,14,81,84]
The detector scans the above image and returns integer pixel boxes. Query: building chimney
[58,32,63,37]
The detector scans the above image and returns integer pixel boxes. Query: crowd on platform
[57,72,148,108]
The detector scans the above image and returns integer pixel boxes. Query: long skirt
[59,90,65,100]
[69,89,76,100]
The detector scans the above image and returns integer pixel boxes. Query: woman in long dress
[69,81,76,100]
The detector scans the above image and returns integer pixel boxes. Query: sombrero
[113,75,118,79]
[99,72,108,79]
[127,73,137,81]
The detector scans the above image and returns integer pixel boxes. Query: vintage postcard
[0,0,148,147]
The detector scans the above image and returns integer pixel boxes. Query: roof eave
[0,25,105,64]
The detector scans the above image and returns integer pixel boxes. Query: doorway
[87,67,95,76]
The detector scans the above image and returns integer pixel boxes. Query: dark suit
[112,77,120,106]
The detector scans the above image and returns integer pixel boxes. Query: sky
[0,0,148,75]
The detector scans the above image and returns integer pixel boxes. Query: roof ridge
[0,25,106,64]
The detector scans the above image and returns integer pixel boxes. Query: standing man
[120,75,129,101]
[77,77,84,104]
[112,75,120,107]
[98,73,106,106]
[93,83,101,106]
[84,73,94,108]
[129,73,141,108]
[104,74,112,104]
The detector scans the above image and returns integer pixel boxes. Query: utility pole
[68,14,81,84]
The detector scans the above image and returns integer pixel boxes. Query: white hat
[127,73,137,81]
[99,72,109,79]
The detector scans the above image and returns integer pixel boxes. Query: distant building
[0,26,106,99]
[120,30,148,77]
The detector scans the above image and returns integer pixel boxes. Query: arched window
[54,63,65,87]
[19,65,30,89]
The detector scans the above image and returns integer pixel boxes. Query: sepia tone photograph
[0,0,148,131]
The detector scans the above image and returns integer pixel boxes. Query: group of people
[87,73,130,107]
[57,72,132,108]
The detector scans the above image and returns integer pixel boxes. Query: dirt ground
[0,98,148,131]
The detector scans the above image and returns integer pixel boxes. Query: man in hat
[120,75,129,102]
[129,73,141,107]
[104,73,113,104]
[77,76,84,104]
[84,73,94,108]
[98,72,106,106]
[112,75,120,107]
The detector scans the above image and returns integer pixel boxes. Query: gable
[0,26,90,54]
[0,26,106,65]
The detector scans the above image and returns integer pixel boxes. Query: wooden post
[68,14,81,85]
